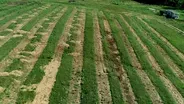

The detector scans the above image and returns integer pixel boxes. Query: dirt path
[66,10,86,104]
[91,12,113,104]
[115,19,163,104]
[103,17,137,104]
[121,15,184,104]
[0,5,49,47]
[0,7,65,104]
[138,17,184,62]
[32,8,76,104]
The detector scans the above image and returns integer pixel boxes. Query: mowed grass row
[0,5,56,61]
[135,17,184,74]
[124,14,184,97]
[105,12,152,104]
[16,7,73,104]
[116,15,176,104]
[22,4,57,31]
[142,18,184,55]
[80,10,99,104]
[0,2,41,26]
[49,10,80,104]
[0,2,33,18]
[98,11,124,104]
[0,5,63,102]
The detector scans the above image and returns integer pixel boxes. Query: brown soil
[103,14,137,104]
[67,9,85,104]
[115,19,163,104]
[32,8,76,104]
[92,12,112,104]
[121,15,184,104]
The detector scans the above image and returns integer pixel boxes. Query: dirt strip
[103,18,137,104]
[92,12,112,104]
[67,10,86,104]
[121,15,184,104]
[114,20,163,104]
[0,7,67,104]
[0,5,50,47]
[32,8,76,104]
[137,17,184,62]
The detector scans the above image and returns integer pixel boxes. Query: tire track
[138,17,184,62]
[93,12,112,104]
[32,8,76,104]
[0,5,49,47]
[121,15,184,104]
[0,7,66,104]
[114,20,163,104]
[103,18,137,104]
[67,9,86,104]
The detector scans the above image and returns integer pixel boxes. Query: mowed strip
[0,6,61,72]
[0,4,55,62]
[80,11,99,104]
[15,7,73,104]
[32,8,76,104]
[0,5,47,47]
[67,9,86,104]
[141,18,184,61]
[93,12,112,104]
[119,15,182,104]
[138,17,184,74]
[105,12,154,104]
[114,19,162,104]
[0,6,64,104]
[125,15,184,98]
[98,11,124,104]
[0,3,40,31]
[133,17,184,82]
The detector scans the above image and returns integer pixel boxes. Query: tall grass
[80,10,99,104]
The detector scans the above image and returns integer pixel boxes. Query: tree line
[134,0,184,8]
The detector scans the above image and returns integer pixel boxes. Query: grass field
[0,0,184,104]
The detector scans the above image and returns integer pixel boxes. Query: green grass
[0,3,40,26]
[80,10,99,104]
[105,12,152,104]
[124,14,184,98]
[142,18,184,54]
[5,58,24,72]
[116,14,176,104]
[49,11,79,104]
[16,7,73,104]
[0,36,24,61]
[22,7,73,85]
[16,91,36,104]
[22,5,57,31]
[0,31,10,36]
[134,16,184,74]
[98,11,124,104]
